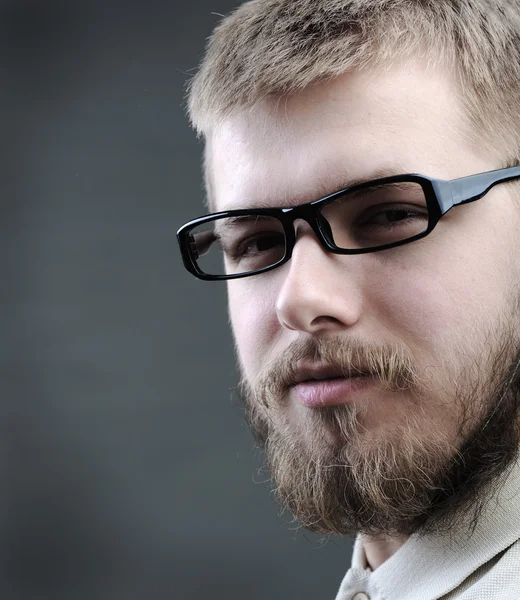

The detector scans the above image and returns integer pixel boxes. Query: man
[177,1,520,597]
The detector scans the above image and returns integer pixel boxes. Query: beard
[239,316,520,538]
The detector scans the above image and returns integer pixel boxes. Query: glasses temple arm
[436,167,520,214]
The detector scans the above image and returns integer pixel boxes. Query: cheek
[227,280,280,381]
[373,250,509,369]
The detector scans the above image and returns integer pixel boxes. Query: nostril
[310,315,343,328]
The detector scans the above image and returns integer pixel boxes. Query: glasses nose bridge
[283,203,330,250]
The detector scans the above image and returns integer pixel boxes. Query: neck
[361,534,408,570]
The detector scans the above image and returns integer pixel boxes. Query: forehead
[208,62,477,212]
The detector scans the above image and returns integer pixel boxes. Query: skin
[207,61,520,568]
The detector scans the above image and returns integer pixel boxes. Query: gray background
[2,1,354,598]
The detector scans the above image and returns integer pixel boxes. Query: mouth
[290,364,375,408]
[290,363,371,384]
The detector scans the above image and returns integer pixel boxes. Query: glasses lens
[320,181,429,249]
[188,215,287,277]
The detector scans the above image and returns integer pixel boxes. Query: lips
[289,363,374,408]
[289,362,371,385]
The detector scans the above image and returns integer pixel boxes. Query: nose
[275,224,363,334]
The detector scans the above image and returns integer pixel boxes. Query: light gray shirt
[335,460,520,600]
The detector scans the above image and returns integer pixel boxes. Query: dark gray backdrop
[2,1,354,598]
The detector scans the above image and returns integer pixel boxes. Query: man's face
[209,62,520,536]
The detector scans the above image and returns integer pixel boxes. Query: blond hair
[187,0,520,165]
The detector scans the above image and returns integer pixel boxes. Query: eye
[360,205,428,227]
[230,231,286,259]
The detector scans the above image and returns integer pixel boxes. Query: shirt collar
[351,459,520,600]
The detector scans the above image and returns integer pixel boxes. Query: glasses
[177,166,520,281]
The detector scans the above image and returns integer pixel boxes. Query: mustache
[251,335,421,402]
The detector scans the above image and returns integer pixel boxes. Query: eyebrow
[214,214,277,236]
[332,167,409,191]
[232,166,410,210]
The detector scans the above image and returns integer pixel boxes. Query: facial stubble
[239,319,520,538]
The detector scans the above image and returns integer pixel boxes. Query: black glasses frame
[177,166,520,281]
